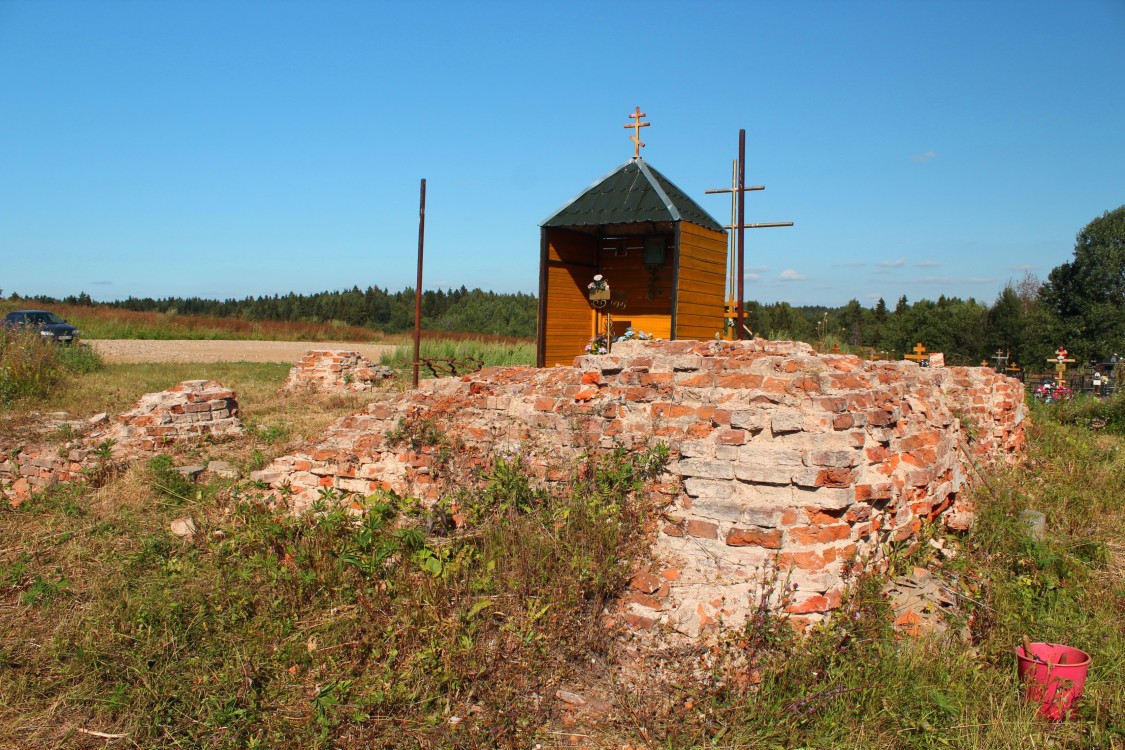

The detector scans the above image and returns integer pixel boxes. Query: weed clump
[0,327,102,405]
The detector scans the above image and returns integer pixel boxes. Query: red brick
[630,572,662,593]
[651,402,695,419]
[623,613,656,630]
[788,524,852,545]
[867,408,895,426]
[777,550,831,571]
[623,591,664,610]
[785,595,829,614]
[686,520,719,539]
[805,506,846,524]
[816,468,857,488]
[865,445,890,463]
[725,527,783,549]
[685,423,712,438]
[716,429,747,445]
[716,373,764,389]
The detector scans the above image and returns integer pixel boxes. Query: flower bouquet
[616,327,654,342]
[585,334,609,355]
[587,274,610,302]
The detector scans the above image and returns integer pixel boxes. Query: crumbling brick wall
[282,350,393,394]
[251,339,1026,636]
[1,380,241,507]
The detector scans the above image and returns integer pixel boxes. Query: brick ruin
[1,341,1026,636]
[251,338,1026,635]
[1,380,241,507]
[282,350,394,394]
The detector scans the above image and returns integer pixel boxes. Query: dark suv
[2,310,80,343]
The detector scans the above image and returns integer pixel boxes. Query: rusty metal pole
[413,178,426,388]
[736,129,746,340]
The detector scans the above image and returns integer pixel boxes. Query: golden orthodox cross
[624,106,650,159]
[904,342,928,363]
[1049,347,1075,387]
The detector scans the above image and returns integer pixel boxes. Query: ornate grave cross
[624,106,650,159]
[904,342,928,363]
[1049,347,1076,387]
[991,348,1009,371]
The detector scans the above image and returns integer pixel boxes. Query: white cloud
[920,275,954,284]
[912,151,938,163]
[746,265,769,274]
[744,273,762,281]
[877,258,906,268]
[779,269,806,281]
[917,261,941,268]
[1009,264,1035,271]
[964,277,993,284]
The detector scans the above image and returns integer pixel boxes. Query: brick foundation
[250,339,1026,637]
[283,350,394,394]
[1,380,241,507]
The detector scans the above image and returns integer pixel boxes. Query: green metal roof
[541,158,724,232]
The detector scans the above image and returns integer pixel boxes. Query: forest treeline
[11,206,1122,370]
[50,286,539,340]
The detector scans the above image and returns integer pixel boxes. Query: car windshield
[25,312,66,325]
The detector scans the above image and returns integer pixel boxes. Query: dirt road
[87,339,399,364]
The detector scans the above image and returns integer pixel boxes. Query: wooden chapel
[536,109,729,367]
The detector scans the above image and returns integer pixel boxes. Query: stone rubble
[282,349,395,394]
[1,380,241,507]
[249,338,1026,637]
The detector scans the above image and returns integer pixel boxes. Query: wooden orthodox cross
[705,130,793,339]
[904,343,928,363]
[624,106,650,159]
[1048,347,1075,387]
[990,349,1009,371]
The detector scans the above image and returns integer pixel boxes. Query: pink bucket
[1015,642,1091,720]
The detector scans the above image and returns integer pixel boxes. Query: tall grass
[0,328,102,406]
[379,338,535,375]
[0,434,668,748]
[1046,391,1125,435]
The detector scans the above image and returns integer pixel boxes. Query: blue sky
[1,0,1122,308]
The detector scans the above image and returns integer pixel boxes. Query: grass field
[1,342,1123,747]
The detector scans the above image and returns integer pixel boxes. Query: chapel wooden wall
[673,223,727,341]
[539,229,597,367]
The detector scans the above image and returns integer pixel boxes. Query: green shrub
[0,328,102,405]
[1046,391,1125,435]
[379,338,534,377]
